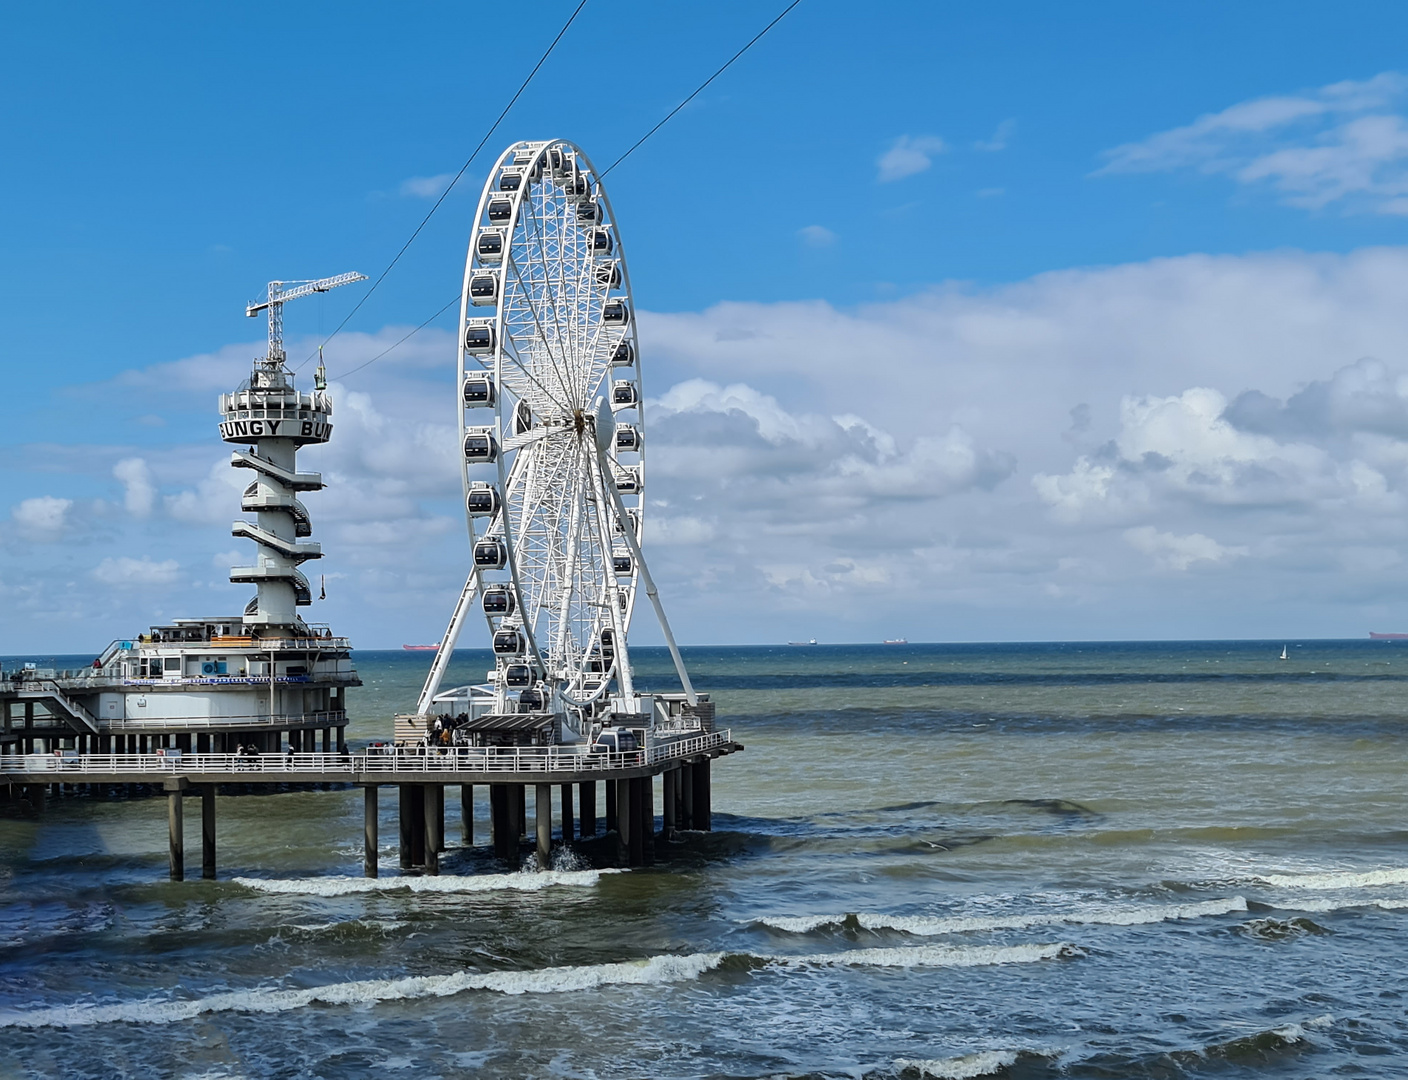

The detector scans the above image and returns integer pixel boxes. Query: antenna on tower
[246,272,367,373]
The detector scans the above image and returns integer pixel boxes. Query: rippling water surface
[4,640,1408,1078]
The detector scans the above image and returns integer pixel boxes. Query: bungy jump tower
[0,275,364,757]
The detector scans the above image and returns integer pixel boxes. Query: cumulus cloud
[797,224,836,247]
[1124,526,1248,572]
[113,457,156,516]
[20,246,1408,644]
[1098,72,1408,214]
[91,556,180,587]
[877,135,947,182]
[11,496,73,540]
[974,118,1016,152]
[399,173,457,198]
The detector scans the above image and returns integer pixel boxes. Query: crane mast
[246,272,368,372]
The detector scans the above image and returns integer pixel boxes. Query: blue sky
[8,1,1408,649]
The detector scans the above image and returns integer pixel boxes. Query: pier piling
[364,786,378,878]
[398,785,413,869]
[616,778,634,866]
[201,784,216,880]
[681,762,694,829]
[461,784,473,845]
[579,781,596,838]
[663,768,677,838]
[164,778,187,881]
[536,784,552,868]
[424,784,441,875]
[410,785,426,867]
[560,783,574,842]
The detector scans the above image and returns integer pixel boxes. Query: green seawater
[2,640,1408,1078]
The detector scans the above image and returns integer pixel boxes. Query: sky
[7,0,1408,649]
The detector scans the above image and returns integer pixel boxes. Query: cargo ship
[403,644,439,651]
[1369,632,1408,640]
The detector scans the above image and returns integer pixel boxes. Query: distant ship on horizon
[883,638,908,645]
[1369,632,1408,640]
[403,644,439,651]
[787,639,818,646]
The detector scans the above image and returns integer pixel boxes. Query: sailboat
[1279,645,1288,660]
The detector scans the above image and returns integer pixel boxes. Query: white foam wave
[0,940,1075,1029]
[1256,867,1408,889]
[232,869,619,896]
[892,1051,1018,1079]
[0,952,726,1029]
[1265,897,1408,914]
[755,897,1247,936]
[782,942,1080,970]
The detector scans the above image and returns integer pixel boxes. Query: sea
[3,640,1408,1078]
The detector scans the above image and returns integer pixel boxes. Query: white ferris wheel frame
[417,139,694,729]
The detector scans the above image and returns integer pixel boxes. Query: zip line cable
[298,0,590,371]
[333,293,461,381]
[329,0,803,381]
[600,0,803,179]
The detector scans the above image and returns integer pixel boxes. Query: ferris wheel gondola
[415,139,696,739]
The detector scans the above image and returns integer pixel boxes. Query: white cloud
[22,246,1408,644]
[91,556,180,587]
[113,457,155,516]
[11,496,72,540]
[797,224,836,247]
[399,173,457,198]
[974,118,1016,152]
[877,135,947,182]
[1098,72,1408,214]
[1124,526,1248,571]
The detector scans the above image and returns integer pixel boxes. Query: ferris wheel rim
[456,139,646,720]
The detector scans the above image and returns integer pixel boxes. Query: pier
[1,730,739,880]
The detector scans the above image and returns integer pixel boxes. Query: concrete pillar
[460,784,473,845]
[364,786,378,878]
[322,727,331,753]
[167,789,184,881]
[516,784,527,837]
[605,779,618,834]
[560,783,574,842]
[424,785,441,875]
[201,785,216,880]
[632,777,649,866]
[681,761,695,829]
[615,778,632,865]
[490,784,515,862]
[436,783,446,852]
[24,702,33,754]
[694,759,712,831]
[410,785,426,867]
[663,768,677,838]
[535,783,552,869]
[579,781,596,837]
[398,784,413,868]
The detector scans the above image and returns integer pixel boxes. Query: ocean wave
[1255,867,1408,889]
[0,941,1076,1029]
[753,896,1247,936]
[890,1050,1020,1078]
[231,869,621,896]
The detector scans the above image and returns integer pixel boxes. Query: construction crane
[246,273,368,376]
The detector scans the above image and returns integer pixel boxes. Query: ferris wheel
[417,139,694,737]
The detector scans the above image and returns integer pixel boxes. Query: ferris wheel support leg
[596,448,697,706]
[416,569,481,715]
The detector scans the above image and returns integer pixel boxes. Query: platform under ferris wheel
[415,139,703,744]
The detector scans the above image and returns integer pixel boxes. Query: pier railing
[0,729,733,777]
